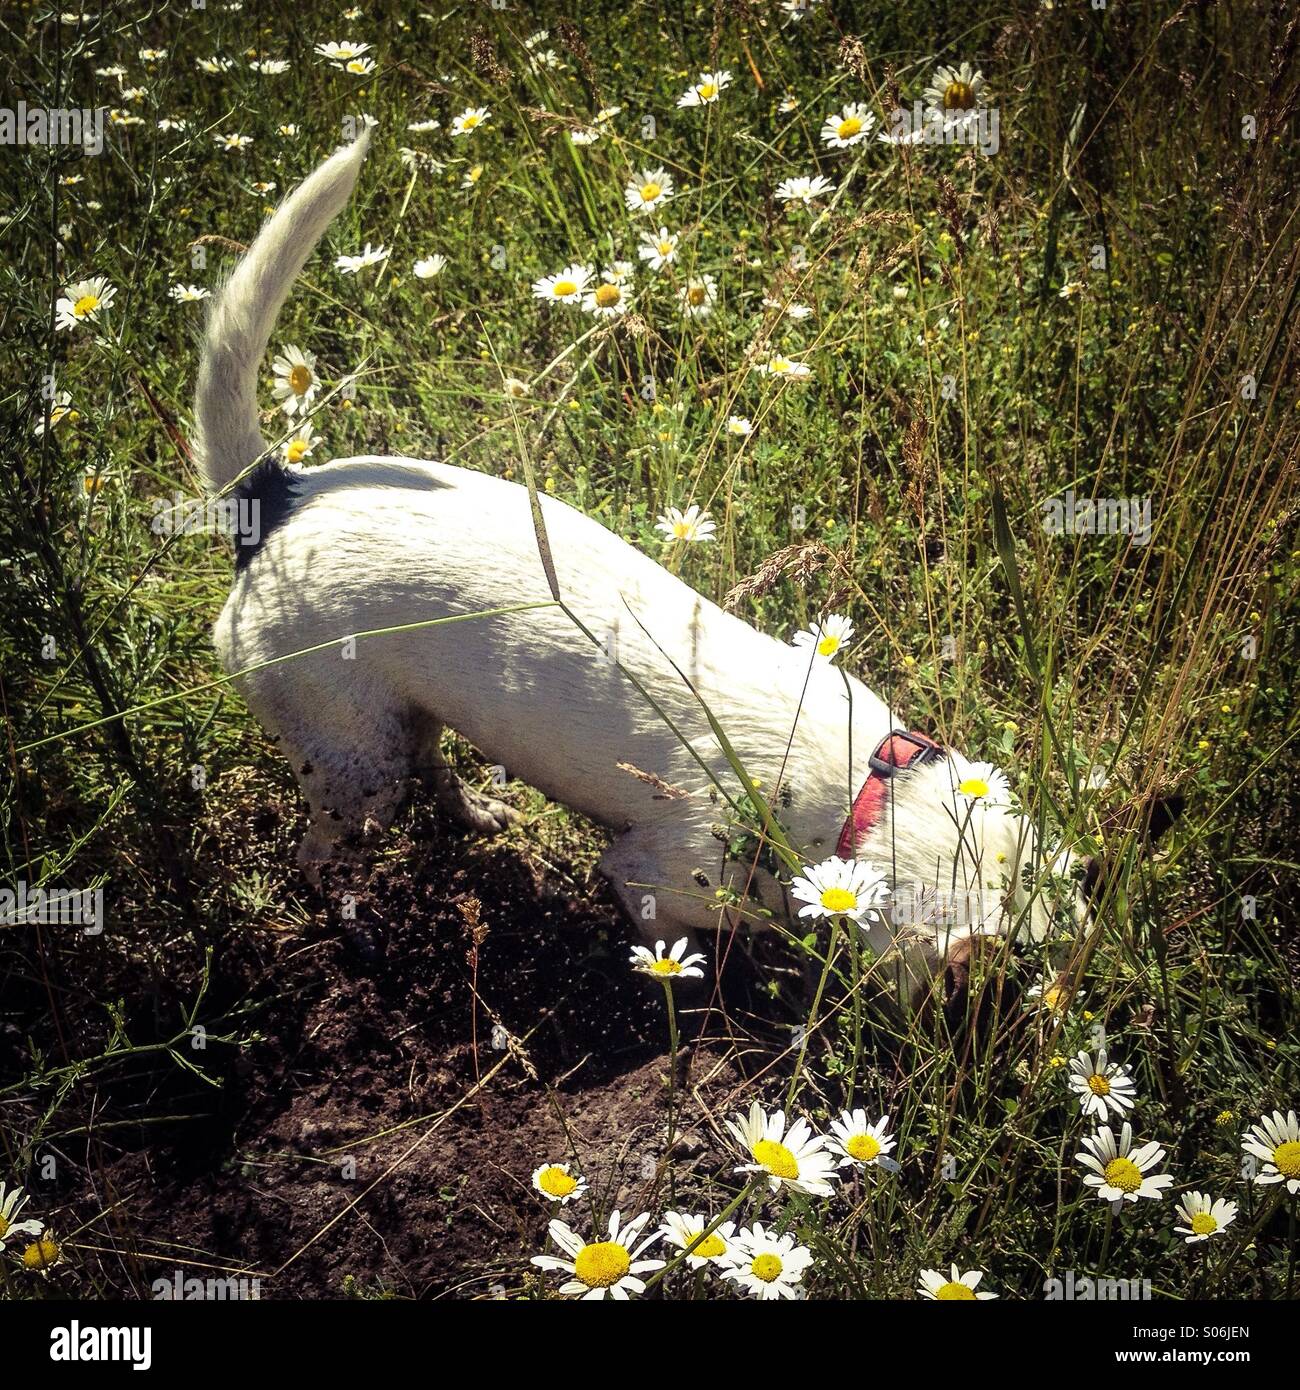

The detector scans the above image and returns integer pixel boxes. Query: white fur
[198,136,1076,991]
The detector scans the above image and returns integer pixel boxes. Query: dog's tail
[194,130,371,494]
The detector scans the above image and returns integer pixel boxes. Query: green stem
[642,1178,761,1292]
[786,921,840,1111]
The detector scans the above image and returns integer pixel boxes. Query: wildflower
[678,275,717,319]
[1174,1192,1238,1245]
[677,70,732,108]
[827,1109,895,1169]
[532,263,593,305]
[820,102,876,148]
[624,167,673,214]
[629,937,706,980]
[923,61,987,123]
[55,276,115,331]
[271,345,319,416]
[791,613,853,663]
[1076,1122,1173,1205]
[723,1224,813,1299]
[460,163,484,190]
[1067,1047,1137,1121]
[413,253,447,279]
[315,40,371,65]
[1241,1109,1300,1194]
[756,353,812,379]
[20,1231,62,1274]
[213,132,253,152]
[531,1162,588,1205]
[949,757,1010,806]
[34,392,80,437]
[531,1210,663,1300]
[726,415,753,437]
[658,1212,736,1269]
[654,504,715,544]
[334,243,389,273]
[726,1101,837,1197]
[408,118,441,133]
[789,856,888,926]
[918,1264,997,1300]
[169,283,209,302]
[451,107,490,136]
[0,1184,43,1251]
[775,174,835,204]
[583,272,630,318]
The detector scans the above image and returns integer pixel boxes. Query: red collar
[836,730,944,858]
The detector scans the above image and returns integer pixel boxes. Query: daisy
[950,757,1011,806]
[583,272,631,318]
[595,106,622,125]
[629,937,707,980]
[314,40,371,64]
[413,253,447,279]
[451,107,490,137]
[624,167,673,214]
[1067,1047,1137,1121]
[20,1231,62,1275]
[334,242,389,274]
[460,164,484,190]
[0,1184,43,1251]
[168,283,209,302]
[726,415,753,437]
[407,118,441,133]
[789,855,888,926]
[677,70,732,107]
[531,263,593,305]
[531,1210,663,1300]
[1076,1122,1173,1205]
[344,57,376,75]
[658,1212,736,1270]
[531,1162,588,1205]
[757,353,812,379]
[138,47,167,61]
[1241,1109,1300,1193]
[196,57,234,74]
[34,392,80,437]
[570,128,600,145]
[923,61,987,123]
[775,174,835,204]
[1174,1192,1238,1245]
[277,123,300,137]
[250,58,291,75]
[678,275,717,319]
[282,422,317,465]
[55,276,115,331]
[791,612,853,663]
[271,345,319,416]
[723,1224,813,1300]
[605,260,635,285]
[636,227,679,270]
[213,132,253,152]
[918,1264,997,1300]
[820,102,876,148]
[655,504,715,544]
[726,1100,837,1197]
[827,1109,896,1169]
[250,181,277,196]
[763,297,813,321]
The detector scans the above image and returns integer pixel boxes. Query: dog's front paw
[455,789,520,836]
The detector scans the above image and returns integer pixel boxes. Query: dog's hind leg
[413,717,518,836]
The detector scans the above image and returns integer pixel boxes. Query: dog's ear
[1143,790,1185,844]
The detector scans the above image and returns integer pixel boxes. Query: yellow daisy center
[816,634,840,657]
[936,1280,976,1300]
[1190,1212,1218,1235]
[0,1215,9,1237]
[462,114,481,129]
[639,181,661,202]
[698,82,717,100]
[751,1253,783,1282]
[22,1237,59,1271]
[552,279,577,298]
[752,1138,799,1180]
[537,1165,578,1199]
[1087,1074,1111,1097]
[346,59,367,72]
[73,294,100,317]
[573,1240,630,1288]
[594,283,621,308]
[943,80,975,110]
[819,886,857,913]
[285,438,311,464]
[657,240,674,256]
[650,956,683,975]
[1273,1141,1300,1179]
[837,116,862,139]
[688,285,707,306]
[846,1133,881,1162]
[1103,1156,1143,1194]
[958,777,990,798]
[771,357,791,372]
[289,363,312,394]
[686,1231,726,1259]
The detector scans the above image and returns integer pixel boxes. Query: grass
[2,0,1298,1301]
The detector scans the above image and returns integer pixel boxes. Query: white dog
[196,132,1083,1001]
